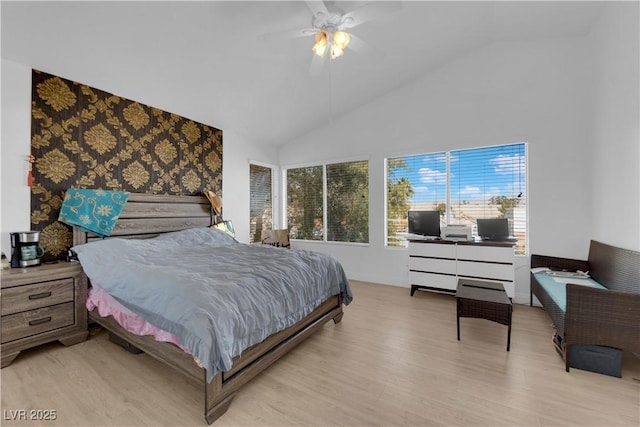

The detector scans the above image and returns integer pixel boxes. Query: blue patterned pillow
[59,188,130,236]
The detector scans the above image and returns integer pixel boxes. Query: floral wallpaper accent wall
[30,70,223,260]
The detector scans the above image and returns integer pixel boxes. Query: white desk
[408,239,515,298]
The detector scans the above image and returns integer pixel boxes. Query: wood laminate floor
[1,280,639,427]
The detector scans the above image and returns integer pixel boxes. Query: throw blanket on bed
[73,228,352,382]
[59,188,130,236]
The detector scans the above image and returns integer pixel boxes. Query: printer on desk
[441,224,473,241]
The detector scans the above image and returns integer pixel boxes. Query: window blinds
[286,160,369,243]
[249,164,273,243]
[386,143,527,253]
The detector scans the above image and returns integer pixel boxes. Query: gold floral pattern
[182,121,201,144]
[40,222,72,257]
[49,194,63,210]
[50,123,65,137]
[36,149,76,184]
[94,164,108,177]
[123,102,150,130]
[31,70,223,261]
[36,77,77,112]
[84,123,117,155]
[182,169,201,193]
[122,161,150,189]
[32,133,51,148]
[205,151,222,172]
[155,139,178,164]
[30,204,51,224]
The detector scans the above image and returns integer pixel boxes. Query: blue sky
[389,143,526,206]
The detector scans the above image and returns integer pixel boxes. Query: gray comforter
[73,227,352,382]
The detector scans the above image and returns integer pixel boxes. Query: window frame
[282,157,370,246]
[384,143,528,255]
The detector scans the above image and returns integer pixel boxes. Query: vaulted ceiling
[2,1,604,146]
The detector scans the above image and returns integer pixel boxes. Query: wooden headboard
[73,193,212,245]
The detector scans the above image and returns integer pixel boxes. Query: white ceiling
[1,1,604,147]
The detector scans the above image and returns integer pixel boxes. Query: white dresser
[408,239,515,298]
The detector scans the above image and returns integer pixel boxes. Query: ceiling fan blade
[305,0,330,19]
[341,1,403,29]
[346,33,382,59]
[257,27,316,43]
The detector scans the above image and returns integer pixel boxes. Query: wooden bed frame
[73,193,345,424]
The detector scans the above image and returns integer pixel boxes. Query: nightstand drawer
[1,302,75,344]
[1,279,74,315]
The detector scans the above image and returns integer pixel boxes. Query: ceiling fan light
[312,41,327,57]
[330,44,344,59]
[314,30,328,43]
[312,30,328,57]
[333,31,350,49]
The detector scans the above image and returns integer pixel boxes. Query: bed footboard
[204,295,343,423]
[88,311,204,382]
[90,293,343,424]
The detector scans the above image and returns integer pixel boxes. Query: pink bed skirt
[86,284,191,354]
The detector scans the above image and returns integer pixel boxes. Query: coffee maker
[10,231,45,268]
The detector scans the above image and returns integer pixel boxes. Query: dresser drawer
[457,261,515,282]
[409,271,457,291]
[409,257,456,275]
[409,242,456,258]
[1,302,75,344]
[1,279,74,316]
[456,245,514,263]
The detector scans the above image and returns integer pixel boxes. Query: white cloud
[491,154,526,175]
[418,167,446,184]
[456,186,507,202]
[413,185,429,194]
[433,153,448,162]
[459,186,482,198]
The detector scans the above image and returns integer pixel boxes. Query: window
[249,163,273,243]
[286,160,369,243]
[286,166,323,241]
[387,152,446,247]
[386,143,527,254]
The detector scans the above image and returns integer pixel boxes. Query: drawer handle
[28,316,52,326]
[28,292,52,300]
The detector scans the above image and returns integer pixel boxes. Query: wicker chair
[261,229,291,249]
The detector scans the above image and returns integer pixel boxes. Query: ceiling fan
[260,1,402,74]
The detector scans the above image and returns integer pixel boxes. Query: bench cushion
[533,273,606,311]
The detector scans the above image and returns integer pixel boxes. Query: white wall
[590,2,640,251]
[1,60,33,257]
[222,130,279,244]
[279,36,595,304]
[0,60,276,257]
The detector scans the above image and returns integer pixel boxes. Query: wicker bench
[530,240,640,375]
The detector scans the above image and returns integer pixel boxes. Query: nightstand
[1,262,88,368]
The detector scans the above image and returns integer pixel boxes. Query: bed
[71,193,352,424]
